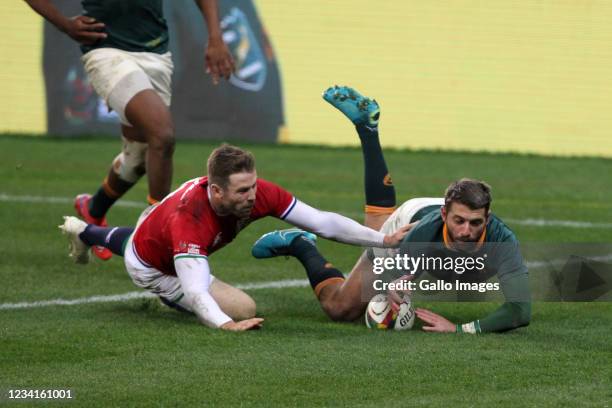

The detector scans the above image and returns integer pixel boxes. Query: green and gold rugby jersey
[81,0,169,54]
[400,204,531,332]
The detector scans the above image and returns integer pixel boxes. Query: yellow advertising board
[258,1,612,157]
[0,1,45,133]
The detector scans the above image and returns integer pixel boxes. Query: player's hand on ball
[387,274,415,310]
[221,317,264,331]
[383,222,419,247]
[415,308,456,333]
[205,37,235,84]
[63,16,107,45]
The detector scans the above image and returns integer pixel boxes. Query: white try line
[3,251,612,311]
[2,193,612,229]
[506,218,612,229]
[525,253,612,269]
[0,279,311,311]
[4,250,612,311]
[0,193,146,208]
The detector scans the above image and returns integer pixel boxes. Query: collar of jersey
[442,223,486,251]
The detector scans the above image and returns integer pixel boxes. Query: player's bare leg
[84,125,148,216]
[75,90,172,260]
[160,279,258,323]
[82,90,173,218]
[314,252,377,321]
[105,125,148,198]
[252,229,382,322]
[124,89,175,204]
[75,136,144,260]
[209,279,257,321]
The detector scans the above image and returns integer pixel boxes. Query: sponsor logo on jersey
[187,243,201,255]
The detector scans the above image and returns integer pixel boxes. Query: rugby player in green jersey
[253,86,531,334]
[25,0,234,260]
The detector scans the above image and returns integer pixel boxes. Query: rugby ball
[365,293,415,331]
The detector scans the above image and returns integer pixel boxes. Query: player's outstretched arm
[475,272,531,333]
[175,257,263,330]
[24,0,107,45]
[193,0,235,83]
[415,273,531,334]
[284,200,409,248]
[469,251,531,333]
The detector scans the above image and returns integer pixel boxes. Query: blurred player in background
[59,144,410,331]
[25,0,235,260]
[253,86,531,334]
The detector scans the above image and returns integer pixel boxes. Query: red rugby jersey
[132,176,295,275]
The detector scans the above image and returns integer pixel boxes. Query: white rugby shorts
[370,197,444,260]
[81,48,173,126]
[123,233,216,302]
[123,205,215,301]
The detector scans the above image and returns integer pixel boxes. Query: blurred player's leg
[78,49,173,260]
[89,129,147,217]
[123,89,175,204]
[75,131,147,261]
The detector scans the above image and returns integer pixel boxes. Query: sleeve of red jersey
[170,211,211,259]
[257,179,296,219]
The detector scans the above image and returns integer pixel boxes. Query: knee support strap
[112,136,147,183]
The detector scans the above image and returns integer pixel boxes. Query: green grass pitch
[1,135,611,406]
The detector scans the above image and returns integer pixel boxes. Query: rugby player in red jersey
[59,144,410,331]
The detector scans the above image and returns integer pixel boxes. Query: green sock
[356,124,396,208]
[89,187,117,219]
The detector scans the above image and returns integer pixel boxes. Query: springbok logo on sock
[383,174,393,186]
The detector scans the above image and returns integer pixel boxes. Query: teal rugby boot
[322,85,380,127]
[252,228,317,258]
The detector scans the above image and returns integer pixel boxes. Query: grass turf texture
[1,135,611,406]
